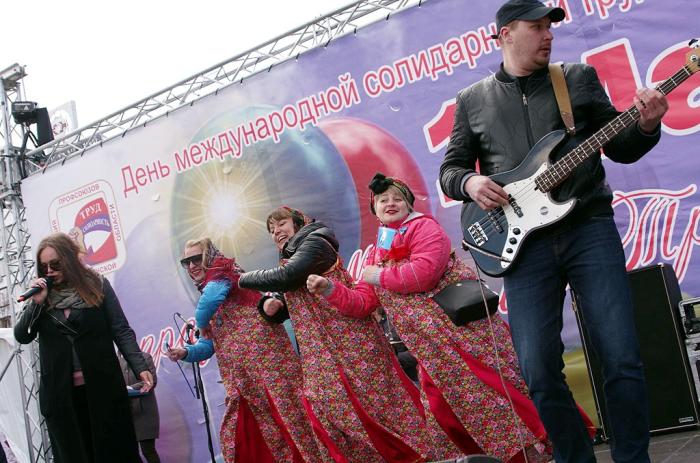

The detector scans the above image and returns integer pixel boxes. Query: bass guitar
[461,39,700,277]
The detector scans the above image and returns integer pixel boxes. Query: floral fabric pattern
[285,262,439,463]
[375,255,552,462]
[211,293,326,463]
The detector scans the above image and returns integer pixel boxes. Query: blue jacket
[183,279,230,362]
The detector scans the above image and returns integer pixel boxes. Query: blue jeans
[504,216,650,463]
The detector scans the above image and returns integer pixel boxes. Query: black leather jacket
[440,63,661,224]
[238,221,339,293]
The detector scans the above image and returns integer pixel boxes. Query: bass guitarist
[439,1,668,462]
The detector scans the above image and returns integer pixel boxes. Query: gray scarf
[47,287,91,311]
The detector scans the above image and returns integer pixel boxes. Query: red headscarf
[199,242,258,306]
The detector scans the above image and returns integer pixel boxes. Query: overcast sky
[1,0,353,126]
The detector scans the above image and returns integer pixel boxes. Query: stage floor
[594,428,700,462]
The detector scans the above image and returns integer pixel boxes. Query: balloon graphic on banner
[319,117,431,247]
[169,106,361,279]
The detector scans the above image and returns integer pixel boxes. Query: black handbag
[432,279,499,326]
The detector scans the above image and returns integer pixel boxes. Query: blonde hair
[184,237,216,269]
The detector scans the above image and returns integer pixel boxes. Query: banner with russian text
[19,0,699,460]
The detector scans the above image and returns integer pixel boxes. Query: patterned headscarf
[201,246,245,289]
[198,242,257,305]
[368,172,415,215]
[183,238,241,290]
[202,240,224,269]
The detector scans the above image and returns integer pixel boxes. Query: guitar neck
[535,64,695,192]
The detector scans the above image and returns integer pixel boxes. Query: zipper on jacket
[520,88,535,147]
[47,310,79,336]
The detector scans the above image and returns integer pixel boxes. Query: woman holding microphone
[14,232,152,463]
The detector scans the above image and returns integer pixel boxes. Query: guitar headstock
[687,39,700,74]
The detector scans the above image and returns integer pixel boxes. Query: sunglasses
[180,254,203,268]
[39,259,63,273]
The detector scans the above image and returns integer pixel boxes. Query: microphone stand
[185,325,216,463]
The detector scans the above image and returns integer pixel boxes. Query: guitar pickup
[508,196,523,217]
[487,210,504,233]
[467,222,488,246]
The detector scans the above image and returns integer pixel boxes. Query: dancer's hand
[361,265,381,285]
[166,347,187,362]
[198,322,213,339]
[306,274,329,295]
[263,298,283,317]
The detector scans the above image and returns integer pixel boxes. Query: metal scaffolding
[2,1,425,460]
[0,63,52,462]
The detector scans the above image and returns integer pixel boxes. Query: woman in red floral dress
[238,207,442,463]
[167,237,325,463]
[307,173,560,463]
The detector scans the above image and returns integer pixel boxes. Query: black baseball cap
[491,0,566,39]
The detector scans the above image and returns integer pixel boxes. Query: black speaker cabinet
[572,263,699,439]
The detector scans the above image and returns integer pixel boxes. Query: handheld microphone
[17,276,54,303]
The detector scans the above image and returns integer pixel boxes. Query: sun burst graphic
[171,159,274,260]
[168,109,363,274]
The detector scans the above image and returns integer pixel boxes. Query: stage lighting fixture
[11,101,39,124]
[0,63,26,90]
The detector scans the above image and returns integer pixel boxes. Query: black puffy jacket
[440,62,661,224]
[238,221,339,293]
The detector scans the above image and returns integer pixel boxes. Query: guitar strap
[549,63,576,135]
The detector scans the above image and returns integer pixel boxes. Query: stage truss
[0,63,52,462]
[1,1,426,461]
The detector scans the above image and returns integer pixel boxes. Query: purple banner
[21,0,699,459]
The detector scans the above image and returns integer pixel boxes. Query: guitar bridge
[467,222,488,246]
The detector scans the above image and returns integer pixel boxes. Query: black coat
[120,351,159,441]
[239,222,339,292]
[14,279,146,463]
[238,222,339,322]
